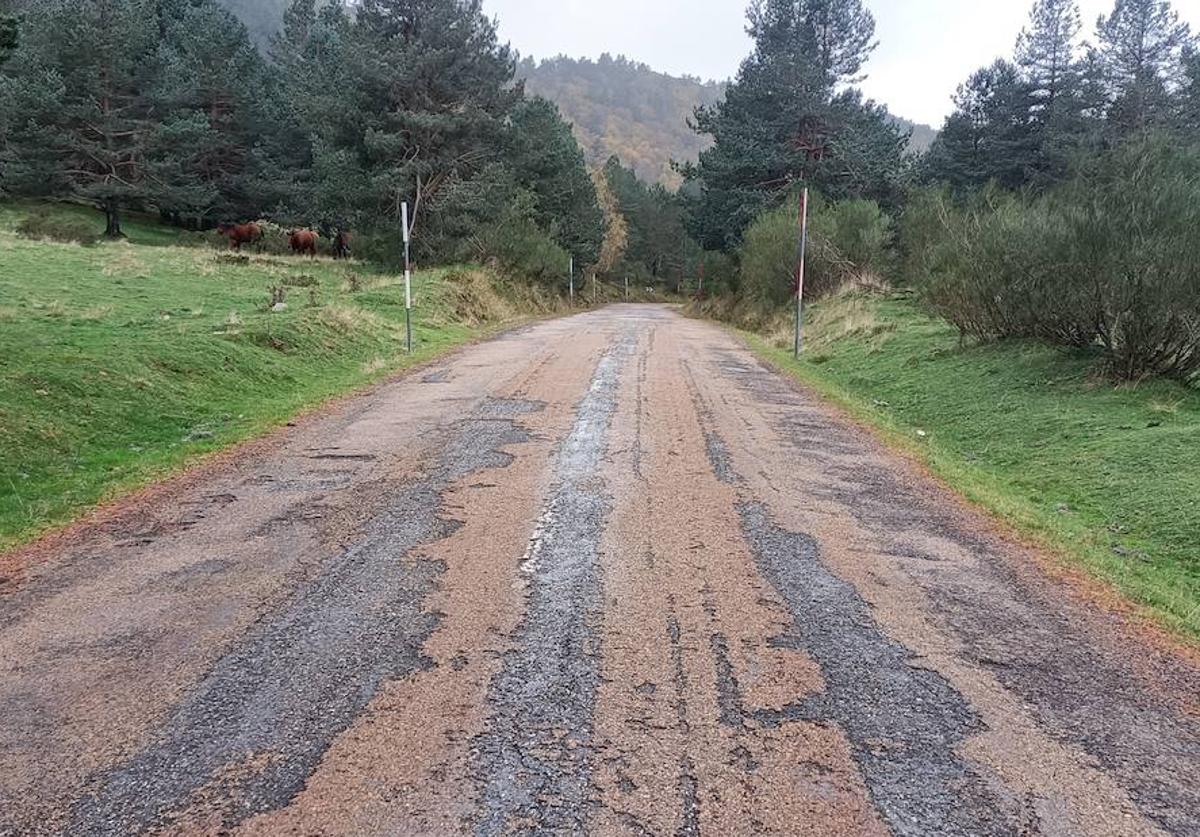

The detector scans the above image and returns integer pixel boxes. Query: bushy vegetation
[920,137,1200,383]
[16,209,102,246]
[738,194,892,309]
[695,0,1199,391]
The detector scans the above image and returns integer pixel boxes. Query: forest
[520,55,727,188]
[1,0,1199,384]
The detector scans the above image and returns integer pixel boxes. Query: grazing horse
[216,222,263,251]
[331,229,352,260]
[288,229,319,257]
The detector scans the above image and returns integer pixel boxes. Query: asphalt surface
[1,305,1198,836]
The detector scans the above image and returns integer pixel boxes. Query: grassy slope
[0,203,521,552]
[738,292,1200,639]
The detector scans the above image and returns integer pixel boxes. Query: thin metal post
[402,201,413,354]
[569,256,575,306]
[794,187,809,359]
[624,275,628,301]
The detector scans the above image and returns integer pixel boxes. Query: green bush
[16,210,101,246]
[897,186,959,284]
[825,198,893,278]
[469,214,570,286]
[920,136,1200,383]
[739,194,885,309]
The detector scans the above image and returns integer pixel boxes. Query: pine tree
[923,60,1037,191]
[351,0,522,231]
[505,97,603,267]
[1016,0,1089,183]
[0,12,17,66]
[683,0,902,251]
[269,0,364,226]
[1094,0,1194,134]
[154,0,274,225]
[1180,45,1200,129]
[0,0,166,237]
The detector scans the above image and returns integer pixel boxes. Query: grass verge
[0,203,547,552]
[714,290,1200,640]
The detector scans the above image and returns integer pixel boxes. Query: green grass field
[742,291,1200,639]
[0,202,521,551]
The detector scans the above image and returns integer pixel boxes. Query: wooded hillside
[519,55,726,188]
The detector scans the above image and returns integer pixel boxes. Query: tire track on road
[473,328,636,835]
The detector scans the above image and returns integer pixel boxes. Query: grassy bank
[711,292,1200,639]
[0,203,556,552]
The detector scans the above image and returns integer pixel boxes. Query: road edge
[718,322,1200,662]
[0,308,577,580]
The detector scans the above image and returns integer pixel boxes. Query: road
[1,305,1198,836]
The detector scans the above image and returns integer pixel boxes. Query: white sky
[482,0,1200,127]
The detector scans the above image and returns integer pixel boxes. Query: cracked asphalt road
[2,305,1198,836]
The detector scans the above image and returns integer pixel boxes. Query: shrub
[897,186,959,284]
[17,210,101,246]
[919,136,1200,384]
[739,194,868,309]
[825,198,893,279]
[697,250,738,296]
[467,215,570,286]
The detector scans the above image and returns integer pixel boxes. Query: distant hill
[520,55,727,189]
[889,116,939,154]
[215,0,291,46]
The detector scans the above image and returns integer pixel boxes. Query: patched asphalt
[3,306,1198,836]
[474,331,635,836]
[69,400,540,835]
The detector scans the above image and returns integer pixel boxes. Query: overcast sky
[482,0,1200,127]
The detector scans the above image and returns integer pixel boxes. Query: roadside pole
[624,275,628,301]
[569,256,575,307]
[402,201,413,353]
[794,187,809,359]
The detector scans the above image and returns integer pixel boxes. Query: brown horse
[216,222,263,251]
[331,229,352,260]
[288,229,319,257]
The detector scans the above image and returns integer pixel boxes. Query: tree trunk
[103,199,123,239]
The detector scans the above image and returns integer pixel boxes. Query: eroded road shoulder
[1,306,1198,836]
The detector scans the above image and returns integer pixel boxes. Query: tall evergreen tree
[0,11,18,66]
[269,0,365,225]
[1016,0,1089,183]
[0,0,174,236]
[351,0,522,232]
[154,0,274,225]
[682,0,903,251]
[505,97,603,267]
[1180,45,1200,129]
[1094,0,1194,134]
[604,156,692,280]
[923,60,1037,191]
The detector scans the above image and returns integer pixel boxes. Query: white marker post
[794,187,809,359]
[624,275,629,302]
[402,201,413,354]
[569,255,575,306]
